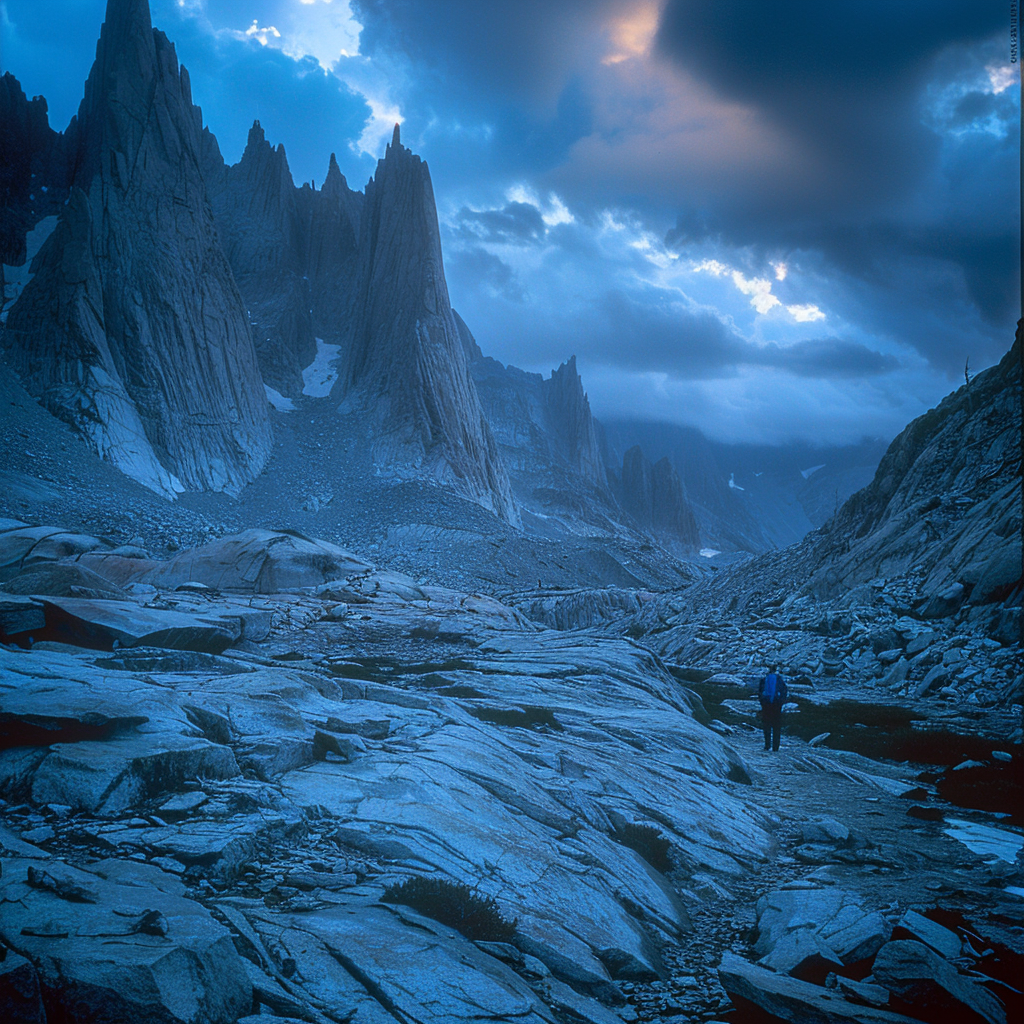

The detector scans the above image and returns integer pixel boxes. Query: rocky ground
[0,357,700,599]
[1,522,1021,1023]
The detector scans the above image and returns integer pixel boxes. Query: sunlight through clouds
[786,303,825,323]
[506,185,575,227]
[730,271,780,315]
[603,1,661,65]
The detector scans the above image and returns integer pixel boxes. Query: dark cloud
[455,201,547,246]
[593,289,746,376]
[350,0,617,181]
[656,0,1003,192]
[352,0,624,108]
[757,339,900,378]
[477,285,899,382]
[447,246,525,302]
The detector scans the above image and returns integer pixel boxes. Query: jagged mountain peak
[239,120,292,180]
[323,152,347,195]
[99,0,153,44]
[247,119,267,147]
[543,354,606,487]
[620,445,699,548]
[3,0,272,497]
[348,129,518,523]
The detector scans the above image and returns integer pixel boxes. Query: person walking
[758,664,787,752]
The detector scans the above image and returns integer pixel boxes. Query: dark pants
[761,705,783,751]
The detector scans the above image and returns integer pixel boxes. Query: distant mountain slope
[603,421,887,554]
[688,333,1022,619]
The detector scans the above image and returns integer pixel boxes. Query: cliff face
[693,334,1022,621]
[303,153,364,360]
[811,335,1022,603]
[347,126,518,524]
[620,446,700,549]
[203,127,365,397]
[203,123,316,396]
[2,0,271,497]
[0,73,70,269]
[542,357,607,487]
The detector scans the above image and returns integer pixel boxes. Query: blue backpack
[763,673,779,703]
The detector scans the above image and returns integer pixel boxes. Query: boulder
[835,975,891,1007]
[0,526,109,582]
[758,927,845,984]
[800,818,851,847]
[754,888,890,967]
[0,857,252,1024]
[919,583,966,619]
[0,595,45,638]
[914,665,950,699]
[24,734,239,814]
[718,952,919,1023]
[0,562,128,600]
[245,902,558,1023]
[98,816,277,881]
[38,597,240,653]
[892,910,962,960]
[882,658,909,689]
[967,542,1022,604]
[82,529,373,593]
[872,939,1007,1024]
[905,632,939,657]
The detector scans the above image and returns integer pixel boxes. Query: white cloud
[786,303,825,323]
[691,258,728,276]
[279,0,361,69]
[987,63,1017,94]
[242,20,281,46]
[731,270,781,314]
[690,258,825,319]
[543,194,574,227]
[355,93,403,156]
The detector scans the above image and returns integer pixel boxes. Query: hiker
[759,664,787,752]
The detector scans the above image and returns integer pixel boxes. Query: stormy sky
[1,0,1018,445]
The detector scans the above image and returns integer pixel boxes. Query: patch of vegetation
[438,685,487,698]
[669,666,714,684]
[612,822,674,873]
[381,876,517,942]
[468,705,563,731]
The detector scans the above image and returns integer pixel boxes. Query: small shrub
[612,823,674,873]
[381,876,517,942]
[468,705,562,731]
